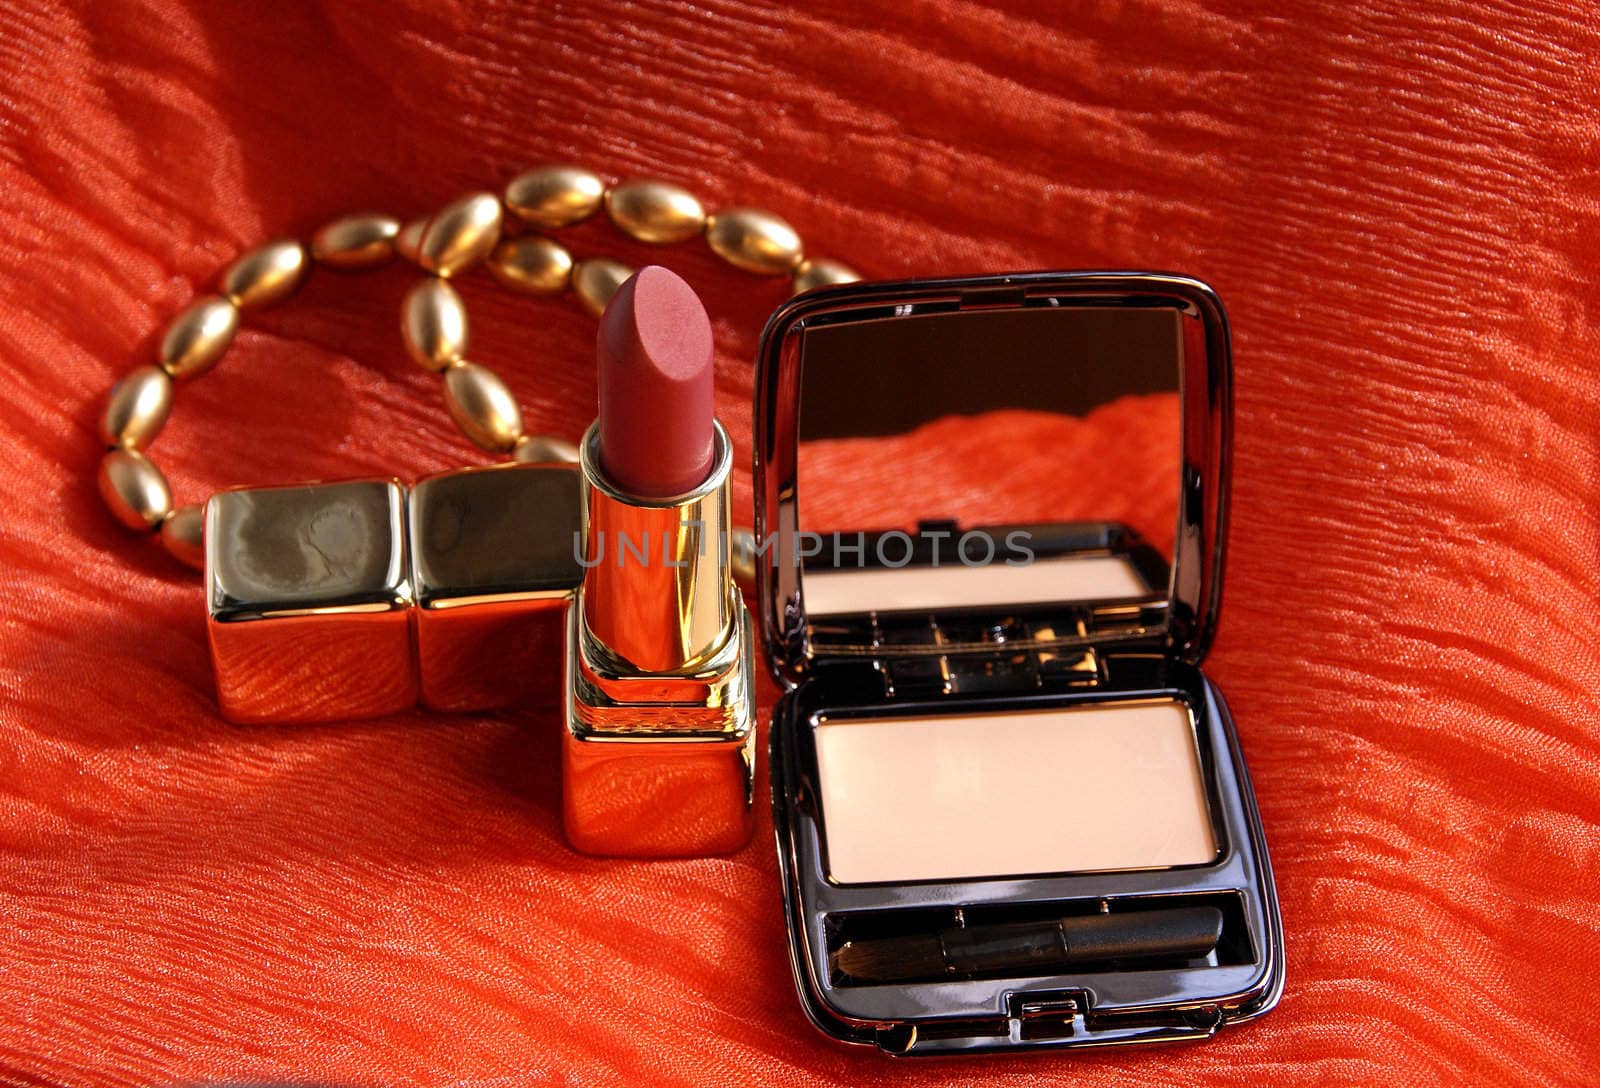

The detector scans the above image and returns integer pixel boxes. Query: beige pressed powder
[801,553,1153,618]
[813,700,1215,884]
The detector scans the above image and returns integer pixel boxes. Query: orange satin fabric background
[1,2,1597,1085]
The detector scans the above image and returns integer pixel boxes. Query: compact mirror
[800,302,1178,610]
[756,272,1227,670]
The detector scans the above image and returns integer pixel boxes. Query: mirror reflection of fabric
[797,393,1181,565]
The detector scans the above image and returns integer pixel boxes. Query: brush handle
[943,906,1223,974]
[835,906,1224,983]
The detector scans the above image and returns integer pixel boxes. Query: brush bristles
[832,934,946,983]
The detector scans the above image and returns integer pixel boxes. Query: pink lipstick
[563,266,756,857]
[596,266,715,496]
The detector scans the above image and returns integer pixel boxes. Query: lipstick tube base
[562,595,756,857]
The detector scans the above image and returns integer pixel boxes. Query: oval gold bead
[488,236,573,294]
[444,362,523,453]
[311,214,401,269]
[791,257,861,295]
[101,364,173,449]
[605,179,707,244]
[98,449,172,531]
[417,192,503,277]
[571,258,635,317]
[402,279,468,372]
[706,207,804,275]
[396,216,428,264]
[159,295,239,379]
[161,503,206,569]
[505,165,606,229]
[512,433,580,464]
[220,238,308,310]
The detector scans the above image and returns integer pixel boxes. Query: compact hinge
[881,645,1102,699]
[957,285,1027,310]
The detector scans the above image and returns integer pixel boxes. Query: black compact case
[752,272,1284,1055]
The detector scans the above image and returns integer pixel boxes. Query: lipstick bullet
[563,267,756,857]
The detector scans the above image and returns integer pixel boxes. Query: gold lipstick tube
[562,419,756,857]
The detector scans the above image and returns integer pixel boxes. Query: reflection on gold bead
[488,236,573,294]
[791,257,861,295]
[444,362,523,453]
[221,239,308,310]
[706,207,804,275]
[101,365,173,450]
[417,192,503,277]
[572,258,634,317]
[396,216,428,264]
[312,214,401,269]
[159,295,239,379]
[512,433,580,464]
[402,279,468,372]
[98,449,172,531]
[605,179,706,244]
[505,165,606,229]
[161,503,205,569]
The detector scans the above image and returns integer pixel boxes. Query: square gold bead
[206,479,416,724]
[408,463,583,712]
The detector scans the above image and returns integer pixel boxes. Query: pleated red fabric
[0,2,1596,1085]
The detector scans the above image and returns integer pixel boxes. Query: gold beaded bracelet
[96,164,860,570]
